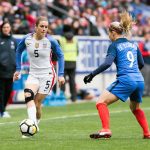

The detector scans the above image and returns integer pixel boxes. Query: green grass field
[0,97,150,150]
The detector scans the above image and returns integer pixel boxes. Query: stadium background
[0,1,150,150]
[0,0,150,104]
[13,35,141,104]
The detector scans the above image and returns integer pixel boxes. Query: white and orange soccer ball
[19,119,37,136]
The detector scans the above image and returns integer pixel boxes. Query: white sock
[37,119,40,124]
[27,106,37,125]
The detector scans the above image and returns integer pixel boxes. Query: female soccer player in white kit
[13,16,65,135]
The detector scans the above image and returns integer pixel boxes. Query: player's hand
[83,73,94,84]
[13,71,21,81]
[58,76,65,87]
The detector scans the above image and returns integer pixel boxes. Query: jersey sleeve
[106,43,117,57]
[50,36,64,77]
[137,47,144,70]
[16,36,27,71]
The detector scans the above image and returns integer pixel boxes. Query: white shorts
[25,73,56,94]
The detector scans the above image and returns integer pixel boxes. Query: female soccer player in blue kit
[13,16,65,137]
[84,12,150,139]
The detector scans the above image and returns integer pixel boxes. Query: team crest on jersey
[26,42,31,46]
[35,43,39,48]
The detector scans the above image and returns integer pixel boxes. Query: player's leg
[34,93,47,122]
[4,78,13,108]
[130,81,150,139]
[90,90,118,139]
[90,79,135,139]
[130,101,150,139]
[22,84,40,138]
[24,84,38,125]
[35,74,56,123]
[0,78,5,116]
[24,75,39,127]
[3,78,13,118]
[68,68,76,102]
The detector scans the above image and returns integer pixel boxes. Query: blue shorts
[107,79,144,103]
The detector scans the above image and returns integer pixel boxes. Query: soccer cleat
[90,129,112,139]
[143,133,150,139]
[2,111,11,118]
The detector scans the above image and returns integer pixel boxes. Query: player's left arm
[50,38,64,77]
[50,36,65,86]
[137,47,144,70]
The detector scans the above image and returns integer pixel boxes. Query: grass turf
[0,97,150,150]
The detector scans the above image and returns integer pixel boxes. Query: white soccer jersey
[16,33,64,77]
[24,35,53,74]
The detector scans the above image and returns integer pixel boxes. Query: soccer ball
[19,119,37,136]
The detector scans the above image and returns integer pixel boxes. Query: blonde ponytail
[120,11,135,35]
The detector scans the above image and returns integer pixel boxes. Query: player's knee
[96,100,107,106]
[24,88,34,103]
[96,102,107,110]
[130,101,140,112]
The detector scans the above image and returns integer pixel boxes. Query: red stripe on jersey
[49,51,56,92]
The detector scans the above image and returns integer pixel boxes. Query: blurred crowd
[0,0,150,37]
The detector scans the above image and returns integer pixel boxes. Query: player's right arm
[84,43,116,84]
[13,36,27,81]
[137,47,144,70]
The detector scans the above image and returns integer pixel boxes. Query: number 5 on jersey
[34,49,39,57]
[44,81,51,92]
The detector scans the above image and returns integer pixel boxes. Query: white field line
[0,107,150,126]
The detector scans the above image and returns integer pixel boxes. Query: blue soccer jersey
[107,38,144,81]
[106,38,144,102]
